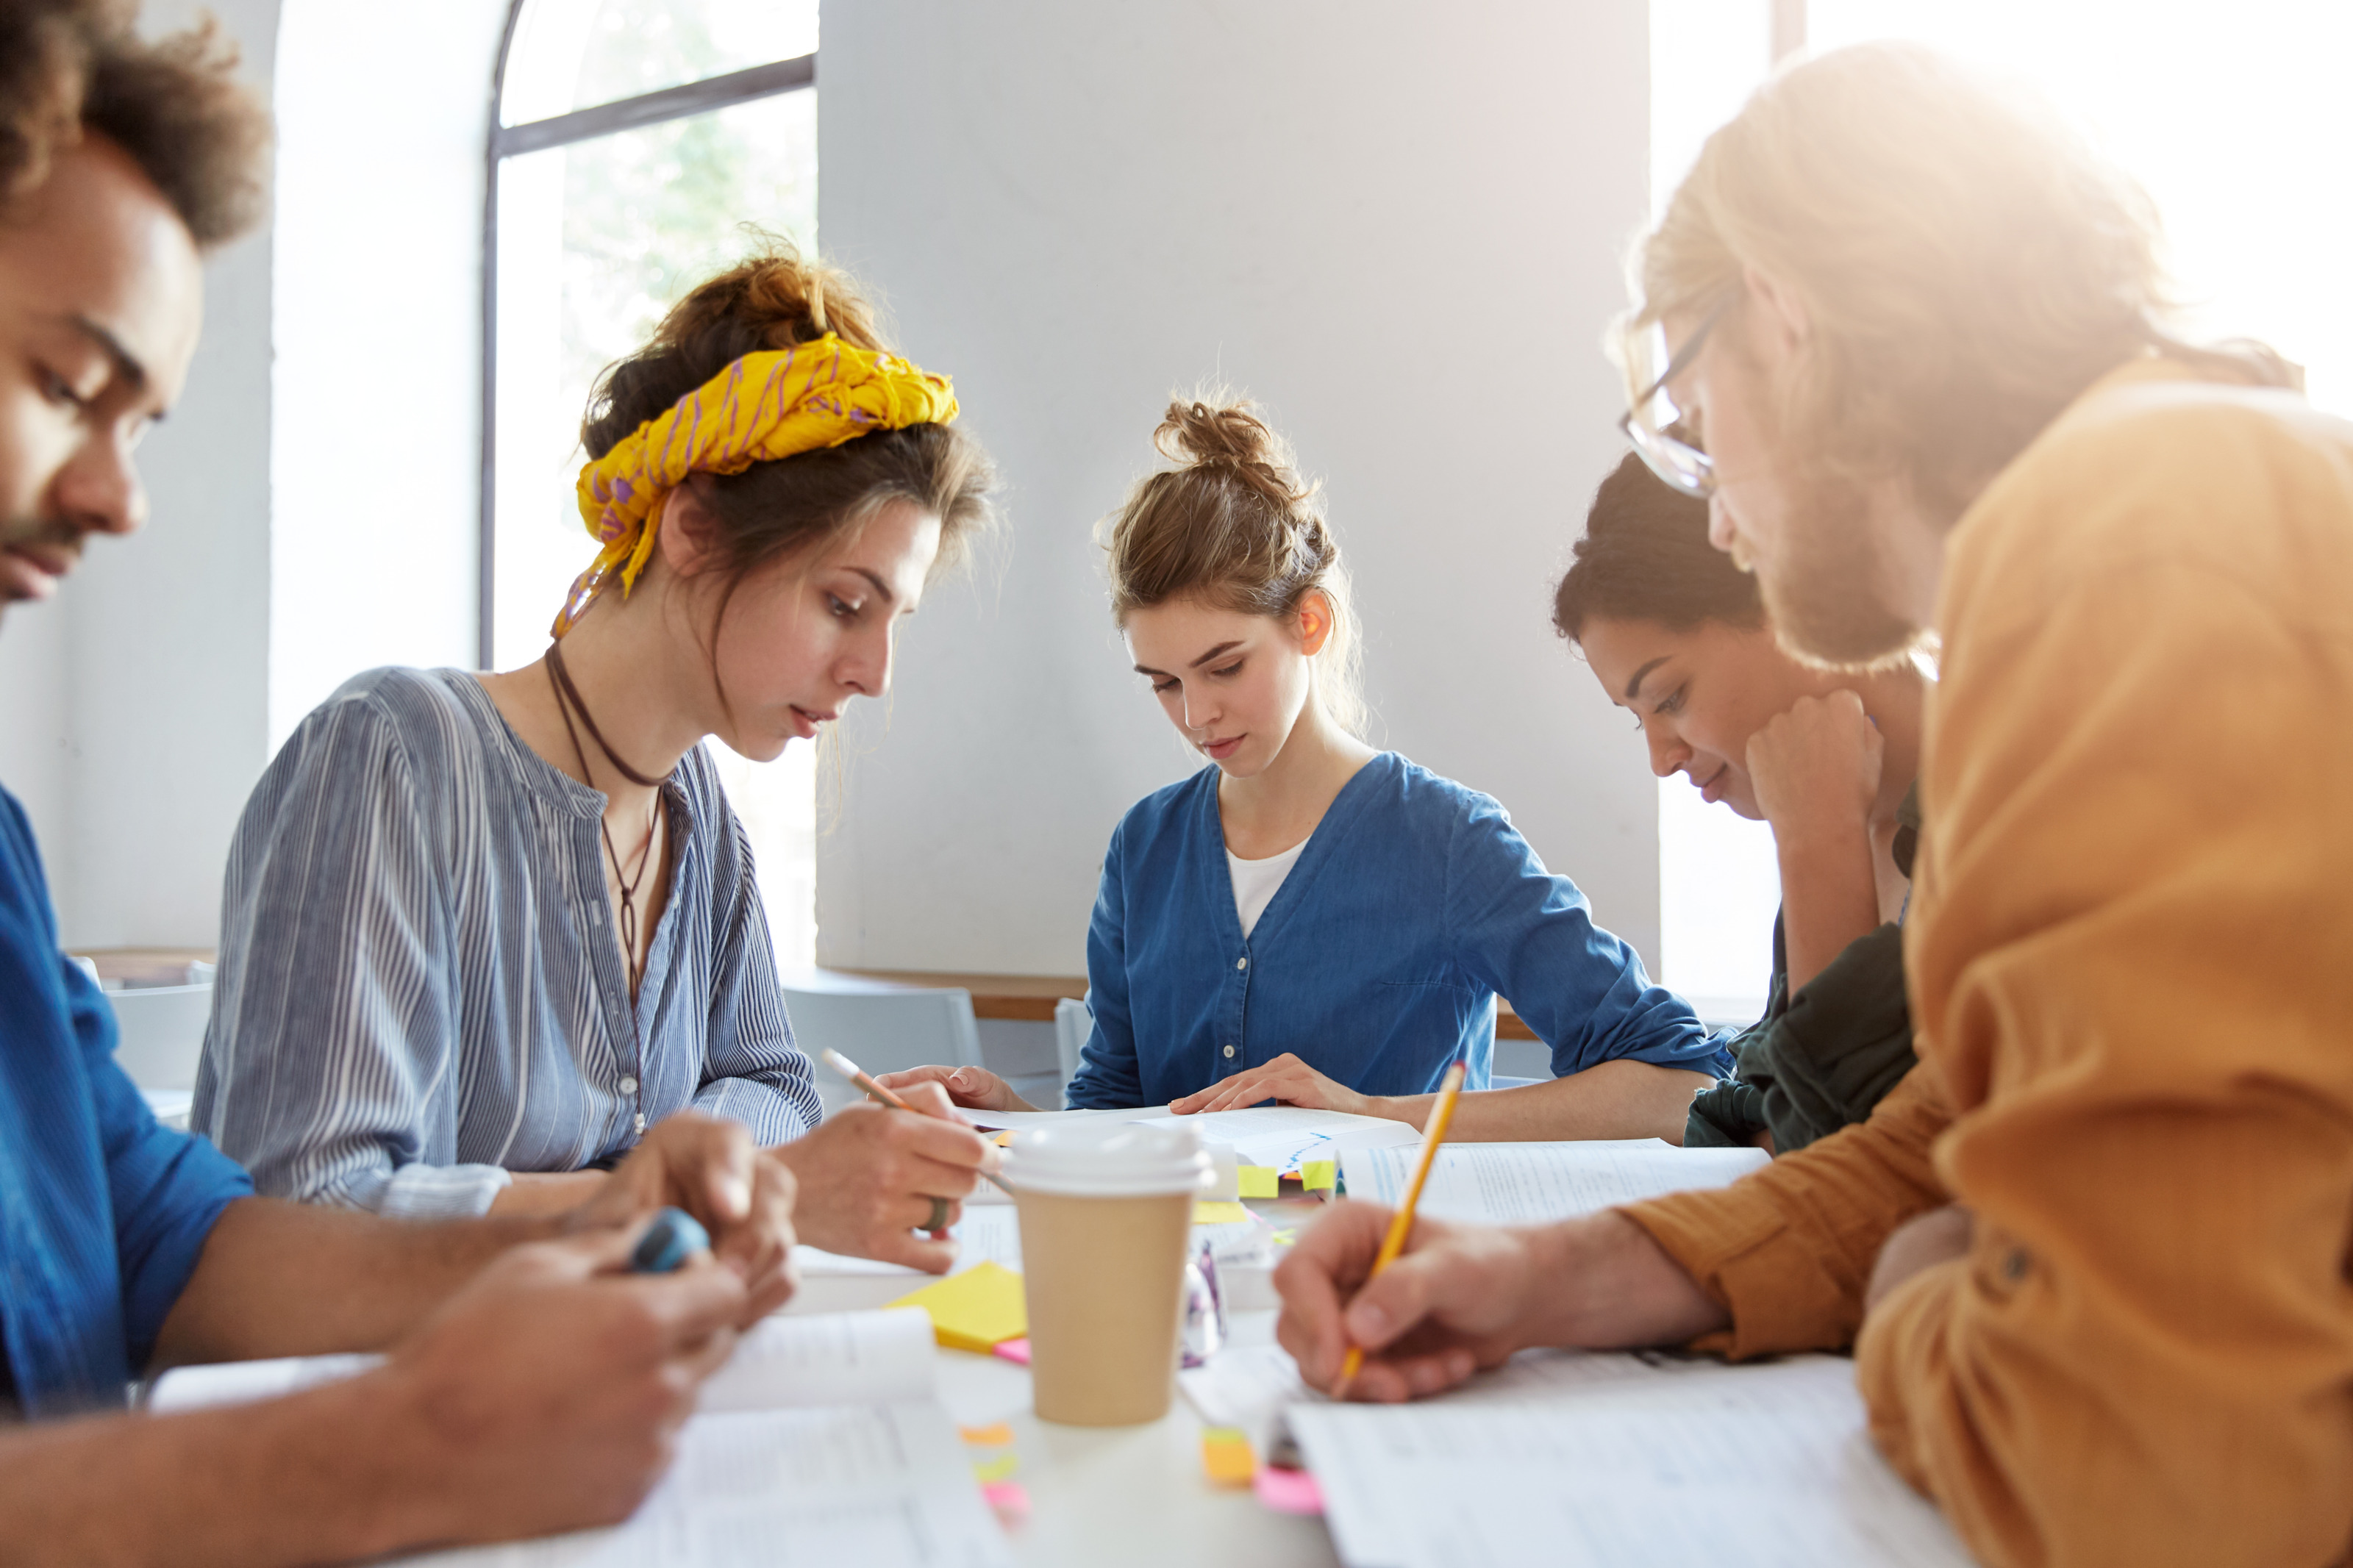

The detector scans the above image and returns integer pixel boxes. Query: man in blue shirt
[0,8,799,1559]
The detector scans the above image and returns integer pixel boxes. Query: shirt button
[1224,1045,1236,1059]
[1237,956,1249,970]
[619,1075,639,1094]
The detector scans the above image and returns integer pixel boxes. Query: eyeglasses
[1617,296,1731,500]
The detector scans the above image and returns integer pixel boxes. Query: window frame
[478,2,818,665]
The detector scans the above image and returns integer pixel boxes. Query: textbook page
[1290,1353,1970,1568]
[696,1306,935,1412]
[149,1309,942,1418]
[1338,1139,1768,1225]
[794,1203,1025,1278]
[395,1400,1010,1568]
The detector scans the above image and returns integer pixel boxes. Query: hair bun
[1153,395,1315,513]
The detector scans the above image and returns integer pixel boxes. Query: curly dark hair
[0,0,271,248]
[1552,451,1764,643]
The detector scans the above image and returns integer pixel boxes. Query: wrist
[1766,807,1871,865]
[1364,1093,1423,1129]
[252,1367,457,1562]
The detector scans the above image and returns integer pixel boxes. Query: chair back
[780,981,984,1118]
[1052,995,1093,1106]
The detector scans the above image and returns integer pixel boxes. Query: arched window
[485,0,821,967]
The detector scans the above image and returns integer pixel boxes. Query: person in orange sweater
[1274,40,2353,1568]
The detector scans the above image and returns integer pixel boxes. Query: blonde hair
[1100,395,1368,739]
[1628,43,2296,524]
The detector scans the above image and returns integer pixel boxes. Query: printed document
[1289,1351,1971,1568]
[1338,1139,1768,1225]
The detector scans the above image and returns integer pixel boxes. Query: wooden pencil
[1335,1056,1468,1395]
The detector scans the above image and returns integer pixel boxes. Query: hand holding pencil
[1271,1059,1551,1402]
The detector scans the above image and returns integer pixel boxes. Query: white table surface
[785,1225,1343,1568]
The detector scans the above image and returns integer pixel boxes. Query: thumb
[703,1130,754,1225]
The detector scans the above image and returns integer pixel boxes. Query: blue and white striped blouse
[192,667,821,1219]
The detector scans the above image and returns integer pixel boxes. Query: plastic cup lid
[1001,1120,1214,1198]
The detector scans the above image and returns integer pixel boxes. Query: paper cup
[1003,1122,1212,1425]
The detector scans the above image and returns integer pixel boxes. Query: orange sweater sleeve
[1855,383,2353,1568]
[1621,1061,1952,1358]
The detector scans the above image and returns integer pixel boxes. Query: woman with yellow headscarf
[195,244,1004,1272]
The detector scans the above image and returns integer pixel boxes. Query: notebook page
[1337,1139,1768,1224]
[1290,1354,1970,1568]
[391,1401,1011,1568]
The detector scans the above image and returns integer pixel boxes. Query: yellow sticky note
[1300,1159,1338,1191]
[1201,1426,1257,1486]
[971,1450,1021,1483]
[887,1260,1028,1353]
[1236,1166,1279,1199]
[1192,1200,1252,1225]
[960,1422,1015,1447]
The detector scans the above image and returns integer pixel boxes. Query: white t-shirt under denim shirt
[1227,838,1310,939]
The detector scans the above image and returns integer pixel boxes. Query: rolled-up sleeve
[1444,795,1730,1078]
[194,695,514,1218]
[695,812,821,1142]
[1621,1062,1953,1358]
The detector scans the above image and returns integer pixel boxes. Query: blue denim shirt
[0,787,251,1414]
[1067,753,1729,1108]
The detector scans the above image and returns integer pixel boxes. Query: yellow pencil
[1336,1057,1468,1395]
[817,1047,1015,1197]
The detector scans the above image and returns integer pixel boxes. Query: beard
[1754,460,1927,670]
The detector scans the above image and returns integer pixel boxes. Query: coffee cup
[1002,1121,1213,1425]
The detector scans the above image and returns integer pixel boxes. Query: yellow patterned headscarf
[553,332,959,637]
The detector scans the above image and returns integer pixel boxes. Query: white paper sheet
[793,1204,1025,1278]
[149,1351,383,1413]
[1338,1139,1768,1225]
[696,1307,936,1413]
[966,1102,1424,1172]
[157,1311,1010,1567]
[1290,1353,1971,1568]
[393,1401,1011,1568]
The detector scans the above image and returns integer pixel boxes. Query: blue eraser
[629,1206,710,1273]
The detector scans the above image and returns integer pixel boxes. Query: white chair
[780,979,985,1118]
[1052,995,1093,1107]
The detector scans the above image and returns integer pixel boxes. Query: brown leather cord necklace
[546,637,664,1139]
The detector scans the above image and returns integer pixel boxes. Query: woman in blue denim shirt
[886,399,1729,1140]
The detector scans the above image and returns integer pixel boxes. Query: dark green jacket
[1685,784,1920,1156]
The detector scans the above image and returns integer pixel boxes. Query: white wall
[269,0,499,745]
[815,1,1663,978]
[0,0,279,948]
[0,0,495,950]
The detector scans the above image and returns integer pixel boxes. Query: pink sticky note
[992,1336,1032,1365]
[982,1479,1031,1523]
[1254,1466,1324,1516]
